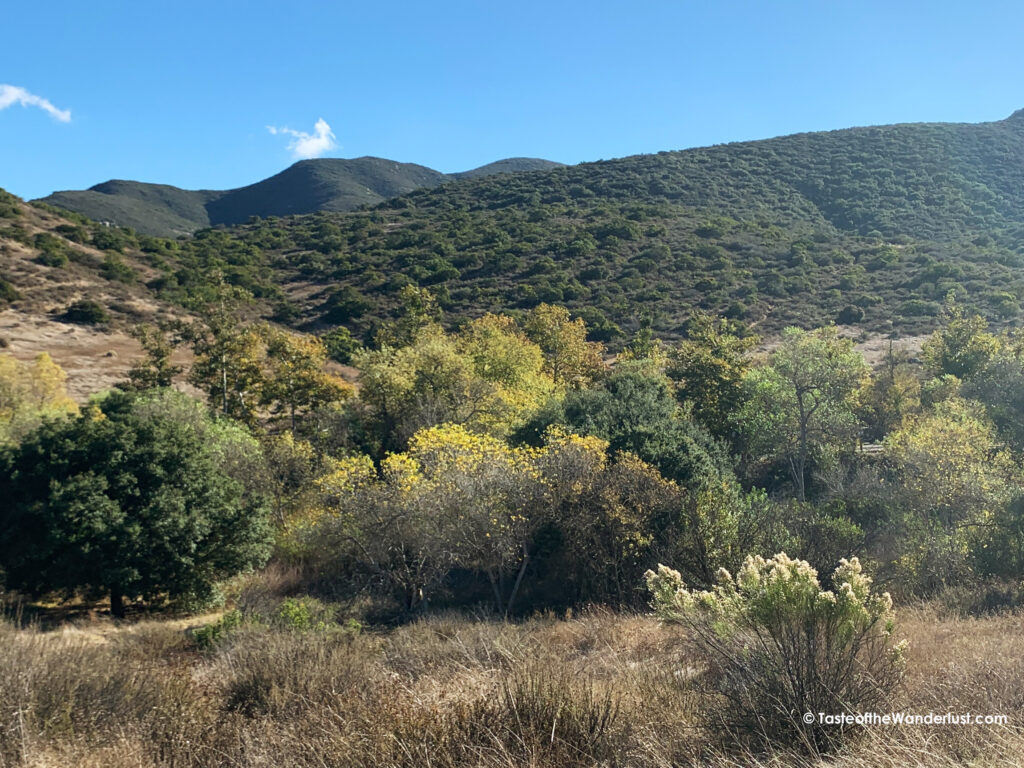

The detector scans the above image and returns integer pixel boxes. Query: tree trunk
[488,570,504,614]
[110,585,125,619]
[220,354,229,415]
[505,544,530,619]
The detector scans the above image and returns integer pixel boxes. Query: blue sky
[2,1,1023,200]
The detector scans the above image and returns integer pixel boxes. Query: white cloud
[0,84,71,122]
[267,118,337,159]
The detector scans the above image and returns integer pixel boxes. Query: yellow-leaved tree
[261,328,354,432]
[522,303,606,388]
[0,353,77,445]
[355,315,556,459]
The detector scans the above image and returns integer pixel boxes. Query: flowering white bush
[646,553,904,753]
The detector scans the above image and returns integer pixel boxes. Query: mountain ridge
[37,156,564,236]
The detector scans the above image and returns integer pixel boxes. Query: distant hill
[36,157,565,236]
[452,157,565,180]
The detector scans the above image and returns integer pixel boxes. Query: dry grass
[0,603,1021,767]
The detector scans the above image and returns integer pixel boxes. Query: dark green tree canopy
[556,367,732,487]
[0,389,272,615]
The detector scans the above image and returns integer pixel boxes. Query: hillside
[178,109,1024,343]
[36,156,564,236]
[12,110,1024,349]
[0,189,190,396]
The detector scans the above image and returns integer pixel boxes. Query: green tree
[182,275,264,424]
[667,313,758,440]
[921,303,998,379]
[320,326,360,364]
[884,397,1017,592]
[736,327,868,501]
[373,285,443,348]
[861,339,921,440]
[961,332,1024,451]
[559,366,731,487]
[124,324,182,390]
[0,389,272,616]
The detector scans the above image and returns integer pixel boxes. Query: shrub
[836,304,864,324]
[274,596,336,631]
[192,609,244,649]
[646,553,904,753]
[0,278,20,303]
[100,253,137,282]
[61,298,109,325]
[33,232,68,267]
[0,189,20,219]
[321,325,360,363]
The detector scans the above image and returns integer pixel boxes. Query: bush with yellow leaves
[646,553,904,754]
[306,422,679,615]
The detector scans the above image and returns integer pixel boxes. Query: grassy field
[1,597,1021,768]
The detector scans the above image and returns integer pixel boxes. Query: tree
[861,339,921,441]
[261,328,354,432]
[182,276,264,424]
[320,326,360,364]
[373,285,442,348]
[0,389,273,616]
[662,480,784,589]
[537,430,679,605]
[311,423,682,613]
[124,324,182,390]
[884,397,1017,592]
[522,304,605,388]
[354,318,553,458]
[667,312,758,440]
[0,353,77,445]
[736,327,868,501]
[559,366,732,487]
[921,303,998,379]
[960,332,1024,451]
[188,323,266,425]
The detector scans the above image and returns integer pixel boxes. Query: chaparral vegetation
[2,278,1024,766]
[4,108,1024,766]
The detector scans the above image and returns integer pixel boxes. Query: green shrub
[0,190,20,219]
[0,278,20,303]
[192,609,244,649]
[61,299,109,325]
[274,596,336,631]
[646,553,904,753]
[100,253,136,283]
[321,326,360,363]
[33,232,69,267]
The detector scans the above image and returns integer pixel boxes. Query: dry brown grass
[0,602,1021,768]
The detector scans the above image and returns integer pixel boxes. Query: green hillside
[16,110,1024,345]
[35,157,564,236]
[42,185,212,237]
[175,109,1023,343]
